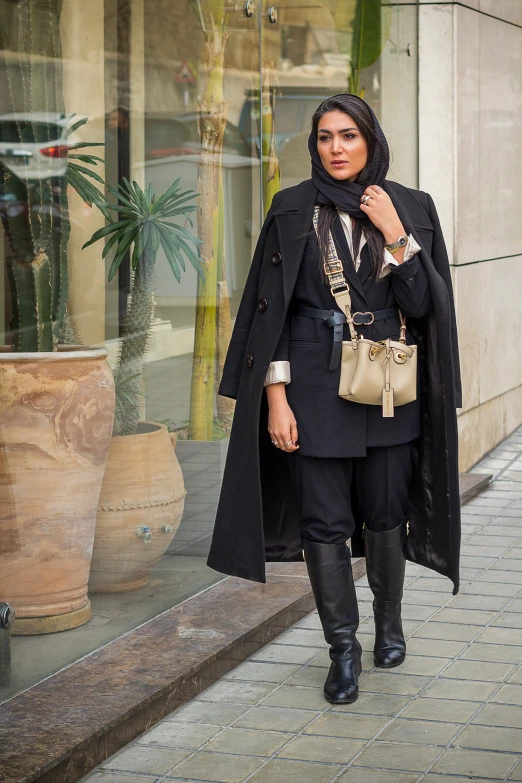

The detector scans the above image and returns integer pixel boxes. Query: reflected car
[0,112,69,181]
[145,115,251,160]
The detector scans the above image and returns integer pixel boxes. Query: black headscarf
[308,94,390,219]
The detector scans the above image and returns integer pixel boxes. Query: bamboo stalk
[188,12,229,440]
[262,70,281,217]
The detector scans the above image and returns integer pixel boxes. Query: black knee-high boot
[303,541,362,703]
[364,522,407,668]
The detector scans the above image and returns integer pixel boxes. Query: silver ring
[271,440,278,445]
[362,195,371,206]
[284,441,293,447]
[374,186,381,193]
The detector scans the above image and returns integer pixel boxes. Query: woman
[207,94,461,705]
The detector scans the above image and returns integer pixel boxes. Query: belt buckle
[353,311,375,326]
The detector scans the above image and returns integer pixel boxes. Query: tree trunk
[262,69,281,217]
[188,23,229,440]
[114,240,155,436]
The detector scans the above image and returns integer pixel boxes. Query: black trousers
[288,443,413,545]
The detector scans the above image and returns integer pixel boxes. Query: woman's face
[316,110,368,182]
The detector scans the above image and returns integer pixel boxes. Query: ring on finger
[284,440,293,447]
[373,186,381,193]
[362,194,371,206]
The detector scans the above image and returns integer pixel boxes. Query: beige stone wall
[380,4,418,189]
[419,1,522,471]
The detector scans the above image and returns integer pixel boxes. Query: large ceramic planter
[0,347,115,635]
[88,423,186,593]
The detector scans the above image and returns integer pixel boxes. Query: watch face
[398,236,407,246]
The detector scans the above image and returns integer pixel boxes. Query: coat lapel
[274,180,316,309]
[356,244,373,286]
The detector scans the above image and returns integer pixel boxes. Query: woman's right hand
[266,384,299,452]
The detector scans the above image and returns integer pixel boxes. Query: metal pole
[0,602,15,688]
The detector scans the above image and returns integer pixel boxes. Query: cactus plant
[84,178,202,437]
[0,0,107,352]
[0,116,108,352]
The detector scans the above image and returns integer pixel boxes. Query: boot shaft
[364,522,407,603]
[302,541,360,649]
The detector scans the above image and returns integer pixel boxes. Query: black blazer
[271,216,432,457]
[208,179,462,595]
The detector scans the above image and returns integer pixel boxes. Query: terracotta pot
[0,346,115,635]
[88,423,186,593]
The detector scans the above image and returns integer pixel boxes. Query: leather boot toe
[374,646,406,668]
[324,655,362,703]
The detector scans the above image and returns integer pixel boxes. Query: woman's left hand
[360,185,405,244]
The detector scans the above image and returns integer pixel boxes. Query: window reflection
[0,0,417,702]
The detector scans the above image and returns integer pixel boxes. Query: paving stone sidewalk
[84,428,522,783]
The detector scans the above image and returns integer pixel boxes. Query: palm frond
[86,177,203,281]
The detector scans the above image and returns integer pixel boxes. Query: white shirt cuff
[384,234,421,267]
[264,361,291,386]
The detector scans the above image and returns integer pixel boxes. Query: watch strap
[385,235,408,252]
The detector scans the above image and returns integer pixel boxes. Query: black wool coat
[207,179,462,594]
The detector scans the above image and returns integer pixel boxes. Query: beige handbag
[313,207,417,418]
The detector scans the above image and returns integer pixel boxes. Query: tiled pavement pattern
[83,428,522,783]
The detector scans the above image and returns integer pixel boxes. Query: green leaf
[107,253,122,283]
[68,171,111,219]
[101,227,131,259]
[82,218,134,249]
[158,225,185,271]
[107,229,138,282]
[67,115,89,135]
[159,233,181,283]
[350,0,391,72]
[107,184,140,213]
[162,191,199,213]
[68,162,105,185]
[111,229,139,273]
[176,233,202,270]
[69,154,106,164]
[131,223,148,270]
[163,221,201,248]
[68,141,105,149]
[151,225,161,255]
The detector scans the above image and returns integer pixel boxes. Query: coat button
[257,298,268,312]
[271,252,281,266]
[246,354,254,368]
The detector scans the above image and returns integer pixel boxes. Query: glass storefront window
[0,0,417,702]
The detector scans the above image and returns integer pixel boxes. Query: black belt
[292,305,399,372]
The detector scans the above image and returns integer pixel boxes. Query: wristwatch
[385,235,408,254]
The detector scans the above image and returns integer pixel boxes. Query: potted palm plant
[85,178,203,592]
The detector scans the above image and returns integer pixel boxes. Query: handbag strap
[312,206,407,345]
